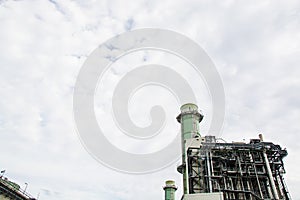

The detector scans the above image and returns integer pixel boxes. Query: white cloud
[0,0,299,199]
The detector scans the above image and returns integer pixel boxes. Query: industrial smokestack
[163,180,177,200]
[176,103,203,139]
[176,103,203,194]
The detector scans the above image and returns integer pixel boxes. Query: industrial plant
[0,174,36,200]
[0,103,291,200]
[163,103,291,200]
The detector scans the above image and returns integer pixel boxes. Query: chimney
[176,103,203,194]
[163,180,177,200]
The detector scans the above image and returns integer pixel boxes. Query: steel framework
[184,136,291,200]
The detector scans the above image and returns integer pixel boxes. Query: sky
[0,0,300,199]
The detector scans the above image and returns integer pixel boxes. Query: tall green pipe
[163,180,177,200]
[176,103,203,194]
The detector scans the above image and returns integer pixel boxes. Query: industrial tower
[164,103,291,200]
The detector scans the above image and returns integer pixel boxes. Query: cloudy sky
[0,0,300,199]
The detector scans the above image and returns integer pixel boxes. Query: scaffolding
[168,103,291,200]
[181,135,291,200]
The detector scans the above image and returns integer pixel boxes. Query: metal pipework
[177,103,204,194]
[163,180,177,200]
[263,149,280,199]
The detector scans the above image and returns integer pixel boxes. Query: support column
[263,150,279,199]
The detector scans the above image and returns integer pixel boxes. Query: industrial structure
[164,180,177,200]
[0,175,36,200]
[164,103,291,200]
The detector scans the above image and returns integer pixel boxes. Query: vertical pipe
[275,175,282,198]
[263,150,279,199]
[184,145,189,194]
[267,179,273,199]
[279,173,290,199]
[210,151,214,176]
[237,156,243,176]
[230,177,235,199]
[206,151,212,193]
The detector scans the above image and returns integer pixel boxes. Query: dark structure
[174,103,291,200]
[184,135,291,199]
[0,176,36,200]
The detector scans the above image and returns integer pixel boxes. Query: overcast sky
[0,0,300,199]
